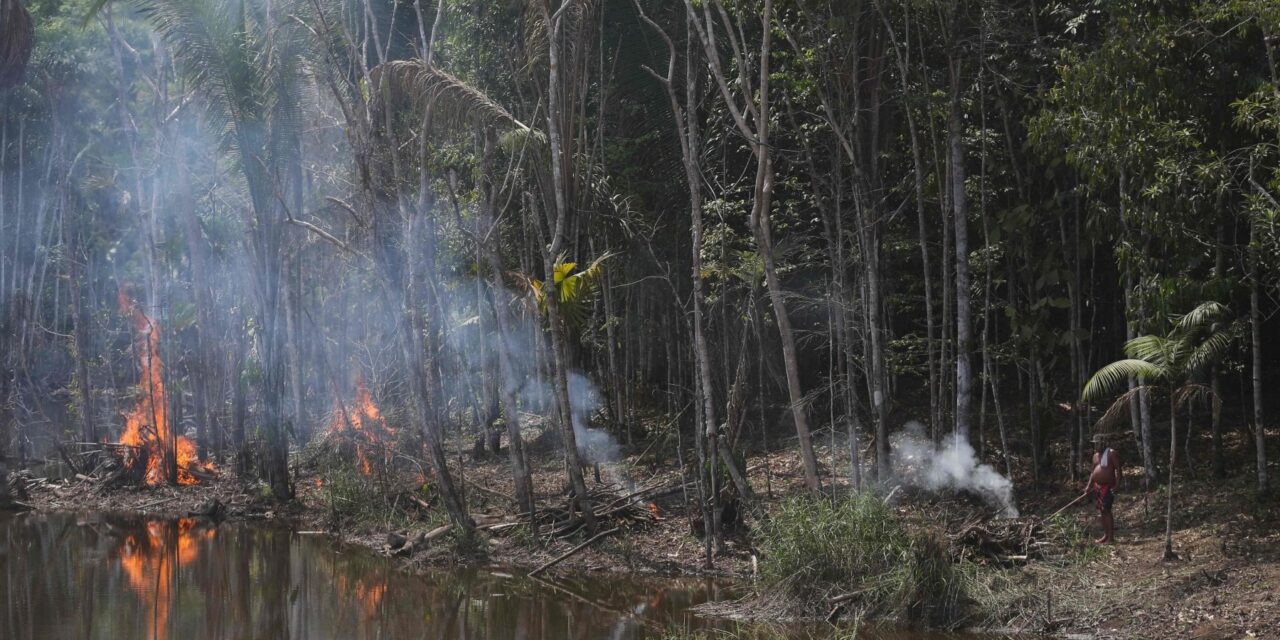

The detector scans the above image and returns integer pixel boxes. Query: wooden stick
[528,527,620,577]
[1050,493,1089,518]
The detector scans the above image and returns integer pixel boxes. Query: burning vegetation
[117,291,215,486]
[321,376,397,476]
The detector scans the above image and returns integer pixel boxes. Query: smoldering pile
[890,421,1019,518]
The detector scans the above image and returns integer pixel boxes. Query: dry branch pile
[949,516,1052,564]
[379,481,680,559]
[529,482,674,540]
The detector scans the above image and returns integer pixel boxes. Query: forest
[0,0,1278,638]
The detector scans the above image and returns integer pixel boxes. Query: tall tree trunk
[685,0,820,493]
[1164,395,1177,560]
[949,58,973,441]
[231,323,249,474]
[539,1,598,533]
[180,159,215,461]
[1212,217,1226,478]
[478,132,535,517]
[1252,252,1268,492]
[70,244,96,444]
[637,5,754,504]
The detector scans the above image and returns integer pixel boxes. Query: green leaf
[1082,359,1166,403]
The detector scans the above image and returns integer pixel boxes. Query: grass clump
[758,494,967,627]
[1044,514,1104,565]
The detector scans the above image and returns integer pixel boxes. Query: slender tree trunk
[1212,217,1226,478]
[181,160,215,461]
[685,0,820,493]
[1164,395,1177,560]
[1252,257,1268,491]
[949,58,973,441]
[231,325,248,474]
[539,2,599,532]
[70,246,96,444]
[478,132,535,517]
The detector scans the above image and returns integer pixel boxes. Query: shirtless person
[1085,434,1122,544]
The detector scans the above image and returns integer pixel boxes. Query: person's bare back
[1086,435,1122,543]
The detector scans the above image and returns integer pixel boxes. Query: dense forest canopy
[0,0,1276,558]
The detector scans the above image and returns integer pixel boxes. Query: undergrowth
[757,494,968,627]
[1044,514,1105,565]
[314,453,417,532]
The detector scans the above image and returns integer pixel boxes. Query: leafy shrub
[758,494,967,626]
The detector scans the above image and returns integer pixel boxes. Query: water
[0,511,1000,639]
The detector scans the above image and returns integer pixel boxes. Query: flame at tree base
[323,376,396,476]
[117,290,216,486]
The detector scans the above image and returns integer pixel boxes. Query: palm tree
[1082,301,1236,560]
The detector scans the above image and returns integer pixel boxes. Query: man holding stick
[1085,434,1123,544]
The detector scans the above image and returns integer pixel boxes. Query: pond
[0,511,1006,639]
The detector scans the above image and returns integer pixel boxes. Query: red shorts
[1093,483,1115,513]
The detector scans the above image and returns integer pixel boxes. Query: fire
[646,502,662,518]
[118,518,216,640]
[117,290,215,485]
[323,376,397,476]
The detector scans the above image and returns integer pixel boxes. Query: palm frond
[1082,359,1167,403]
[370,60,532,134]
[556,251,613,305]
[1173,383,1219,413]
[1094,385,1156,431]
[511,252,614,328]
[1123,335,1170,366]
[1174,301,1230,335]
[1184,327,1238,374]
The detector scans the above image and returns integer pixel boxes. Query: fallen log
[186,467,218,483]
[423,523,453,542]
[528,527,620,577]
[393,530,427,556]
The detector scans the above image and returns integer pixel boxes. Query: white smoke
[517,370,621,467]
[891,421,1018,517]
[567,371,621,466]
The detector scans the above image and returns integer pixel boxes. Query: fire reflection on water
[116,518,216,640]
[0,512,789,640]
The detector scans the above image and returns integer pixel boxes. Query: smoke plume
[567,371,620,465]
[891,421,1019,517]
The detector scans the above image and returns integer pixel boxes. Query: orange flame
[323,376,396,476]
[118,518,216,640]
[117,290,215,485]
